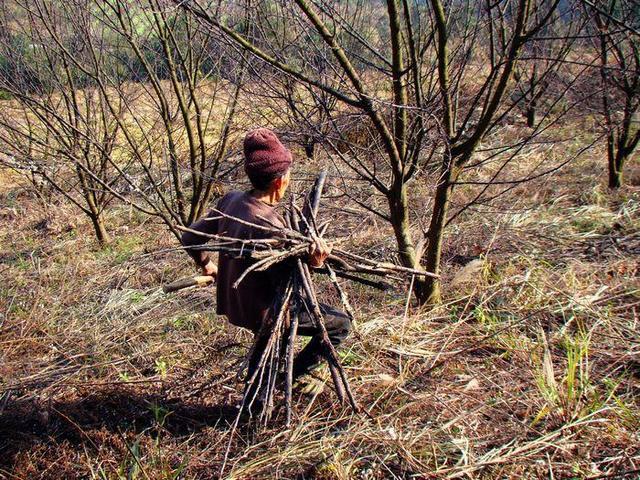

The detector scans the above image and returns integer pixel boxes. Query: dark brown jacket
[181,191,289,332]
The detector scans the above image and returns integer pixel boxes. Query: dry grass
[1,132,639,479]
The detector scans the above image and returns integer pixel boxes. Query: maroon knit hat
[243,128,292,179]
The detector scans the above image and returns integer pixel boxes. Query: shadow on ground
[0,387,238,471]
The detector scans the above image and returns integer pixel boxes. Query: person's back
[182,190,287,332]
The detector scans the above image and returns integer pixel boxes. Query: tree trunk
[527,54,538,128]
[526,101,536,128]
[386,181,425,297]
[304,139,316,160]
[608,154,624,189]
[607,133,623,189]
[90,213,110,246]
[609,168,622,189]
[76,165,110,246]
[418,163,456,305]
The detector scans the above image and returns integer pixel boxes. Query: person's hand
[201,259,218,279]
[308,237,331,268]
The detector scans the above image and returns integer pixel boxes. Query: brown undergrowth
[0,149,638,479]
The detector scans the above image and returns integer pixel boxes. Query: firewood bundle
[167,171,437,425]
[242,171,358,427]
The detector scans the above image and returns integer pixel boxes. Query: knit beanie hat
[243,128,292,180]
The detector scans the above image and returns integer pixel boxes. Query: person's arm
[181,209,220,277]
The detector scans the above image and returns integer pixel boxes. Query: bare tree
[0,0,247,242]
[0,0,124,245]
[236,1,364,160]
[590,0,639,189]
[177,0,588,304]
[84,0,246,237]
[512,5,585,128]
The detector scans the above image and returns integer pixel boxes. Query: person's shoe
[293,364,330,396]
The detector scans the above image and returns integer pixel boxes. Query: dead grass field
[0,129,639,478]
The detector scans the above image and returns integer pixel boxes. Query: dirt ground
[1,145,639,478]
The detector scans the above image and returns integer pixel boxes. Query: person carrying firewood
[181,128,351,393]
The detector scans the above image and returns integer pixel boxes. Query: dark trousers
[247,303,351,383]
[293,303,352,378]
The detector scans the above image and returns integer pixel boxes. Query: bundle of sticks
[165,171,437,426]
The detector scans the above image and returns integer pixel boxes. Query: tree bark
[304,138,316,160]
[90,213,110,246]
[76,165,110,246]
[608,141,624,189]
[418,162,456,305]
[387,181,420,274]
[526,101,537,128]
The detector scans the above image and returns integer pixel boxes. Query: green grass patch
[97,235,143,264]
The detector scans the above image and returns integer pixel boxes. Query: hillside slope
[0,153,639,479]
